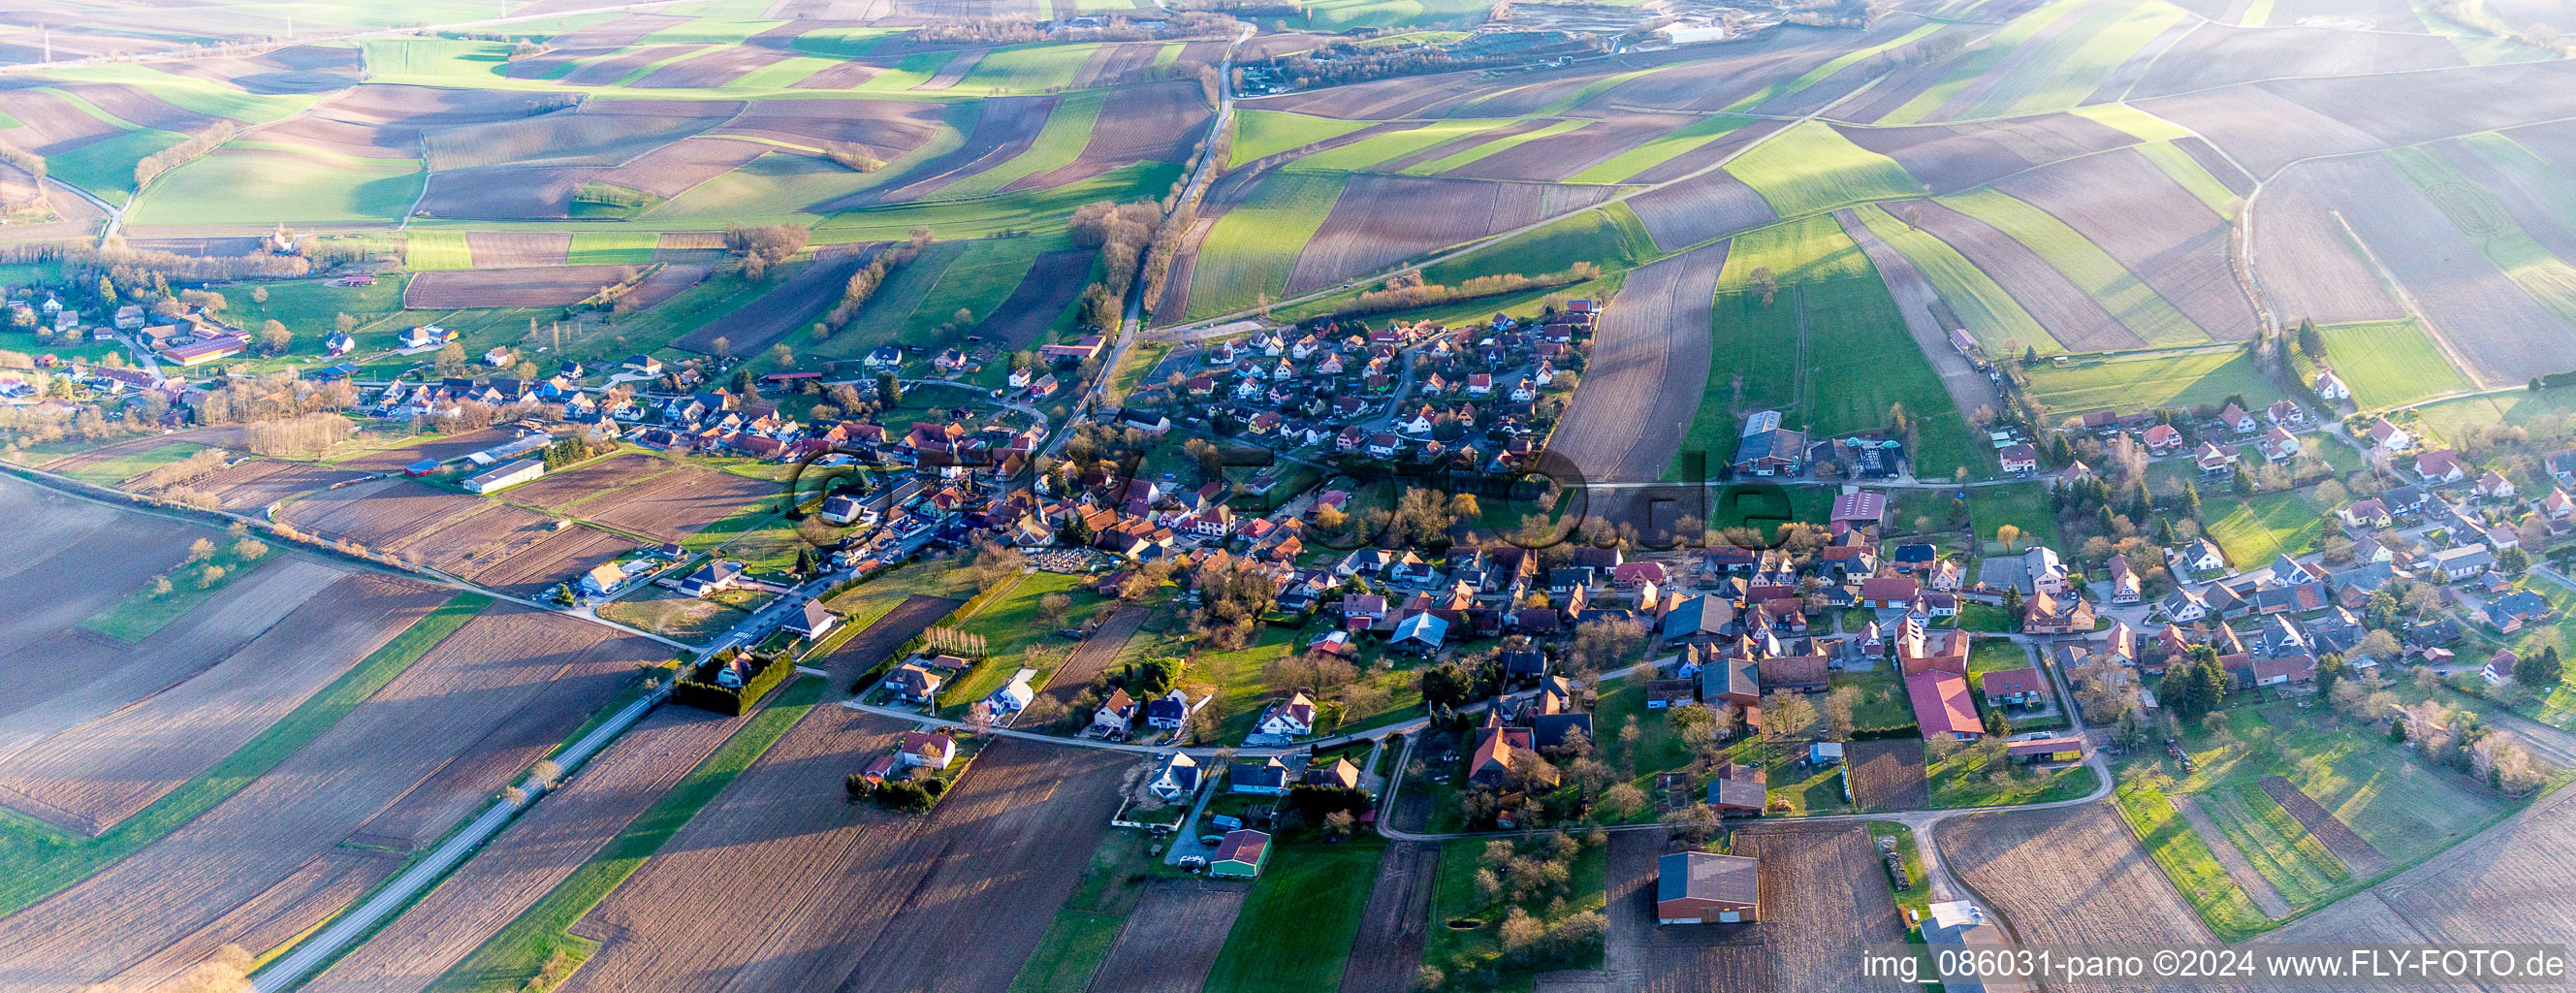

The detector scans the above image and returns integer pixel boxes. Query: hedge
[674,649,794,716]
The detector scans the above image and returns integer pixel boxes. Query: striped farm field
[2384,144,2576,330]
[1232,110,1374,168]
[1406,118,1588,176]
[2019,349,2279,415]
[405,231,475,272]
[1719,21,1947,114]
[1952,0,2190,120]
[1288,117,1513,174]
[1852,204,2060,357]
[1672,214,1987,480]
[1567,113,1758,184]
[1941,188,2211,346]
[1875,0,2087,124]
[932,91,1105,200]
[1723,120,1927,219]
[1184,171,1349,320]
[2134,142,2242,217]
[2314,319,2469,408]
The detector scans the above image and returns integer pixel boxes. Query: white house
[1256,692,1316,738]
[1145,753,1201,802]
[898,731,956,769]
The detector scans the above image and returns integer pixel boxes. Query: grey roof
[1733,428,1807,465]
[1660,596,1733,639]
[1657,851,1759,905]
[1706,777,1765,809]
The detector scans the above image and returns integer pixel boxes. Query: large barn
[1656,850,1760,924]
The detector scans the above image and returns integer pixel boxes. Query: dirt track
[1542,240,1727,484]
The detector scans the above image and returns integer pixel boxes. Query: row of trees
[1343,264,1601,318]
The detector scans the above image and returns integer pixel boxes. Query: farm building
[157,334,247,367]
[2005,737,2084,764]
[1210,828,1272,879]
[1656,850,1759,924]
[461,459,545,494]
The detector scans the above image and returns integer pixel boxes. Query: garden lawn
[422,674,825,993]
[1419,838,1607,992]
[1968,480,2062,552]
[1183,170,1348,320]
[2019,349,2279,416]
[1722,120,1927,219]
[1941,188,2210,347]
[2201,490,2326,567]
[1201,839,1385,993]
[1670,214,1986,481]
[1233,110,1374,168]
[1929,747,2095,808]
[2315,319,2468,409]
[0,593,487,918]
[1854,203,2058,357]
[2195,780,2350,907]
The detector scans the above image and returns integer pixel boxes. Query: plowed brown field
[1088,880,1253,993]
[280,477,489,550]
[1543,240,1727,483]
[579,464,778,542]
[1995,148,2253,338]
[1288,176,1613,294]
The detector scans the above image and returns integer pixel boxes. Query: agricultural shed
[1210,828,1271,878]
[1656,850,1759,924]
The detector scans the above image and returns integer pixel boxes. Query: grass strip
[80,545,280,642]
[0,593,490,916]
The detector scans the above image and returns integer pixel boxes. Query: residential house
[898,731,956,769]
[2367,418,2414,452]
[2314,370,2350,401]
[1146,753,1201,801]
[1981,667,2047,707]
[1256,693,1316,738]
[1091,689,1138,737]
[2416,449,2467,484]
[1999,444,2038,475]
[1907,670,1981,739]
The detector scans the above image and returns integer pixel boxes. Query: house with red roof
[1906,671,1981,739]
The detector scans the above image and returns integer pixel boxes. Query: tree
[1824,685,1859,740]
[2295,317,2325,359]
[877,371,902,404]
[1995,523,2020,549]
[259,319,291,356]
[1760,689,1816,744]
[1748,266,1777,306]
[1039,592,1072,623]
[2497,546,2530,576]
[1983,708,2009,737]
[1599,782,1646,819]
[2516,645,2562,690]
[1419,662,1472,711]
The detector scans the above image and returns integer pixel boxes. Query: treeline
[1179,0,1300,17]
[826,146,886,173]
[572,181,655,208]
[245,413,356,459]
[824,227,934,331]
[1070,200,1165,330]
[1343,263,1600,317]
[1252,36,1608,91]
[0,139,46,208]
[724,222,810,278]
[913,11,1241,43]
[133,120,239,189]
[190,375,359,426]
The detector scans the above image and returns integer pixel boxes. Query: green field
[1201,840,1386,993]
[1854,203,2059,357]
[954,42,1106,95]
[1723,121,1927,219]
[1955,0,2187,119]
[1874,0,2086,124]
[41,128,185,205]
[1289,117,1513,174]
[2201,490,2327,566]
[1717,22,1946,114]
[1233,110,1374,168]
[566,231,662,266]
[55,442,207,487]
[1567,114,1758,184]
[2113,777,2274,940]
[1406,118,1588,176]
[2386,143,2576,330]
[2314,319,2469,408]
[405,231,475,272]
[1969,479,2065,552]
[1280,0,1494,29]
[0,593,487,918]
[2019,349,2278,415]
[1415,204,1657,287]
[1670,214,1988,480]
[1941,188,2210,346]
[2195,780,2350,907]
[2133,142,2242,218]
[130,146,423,226]
[81,543,281,643]
[1183,170,1349,320]
[934,90,1106,199]
[31,63,318,123]
[1420,838,1606,991]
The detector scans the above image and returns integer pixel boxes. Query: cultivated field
[576,465,778,544]
[403,264,707,309]
[1845,740,1930,811]
[1085,880,1254,993]
[1286,176,1612,293]
[1039,602,1150,713]
[280,478,491,551]
[0,604,655,989]
[184,459,370,510]
[1938,805,2213,953]
[557,715,1126,993]
[1605,822,1905,993]
[0,564,450,835]
[453,523,638,596]
[299,703,759,993]
[1338,840,1439,993]
[1543,240,1726,484]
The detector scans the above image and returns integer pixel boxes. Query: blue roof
[1392,612,1448,644]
